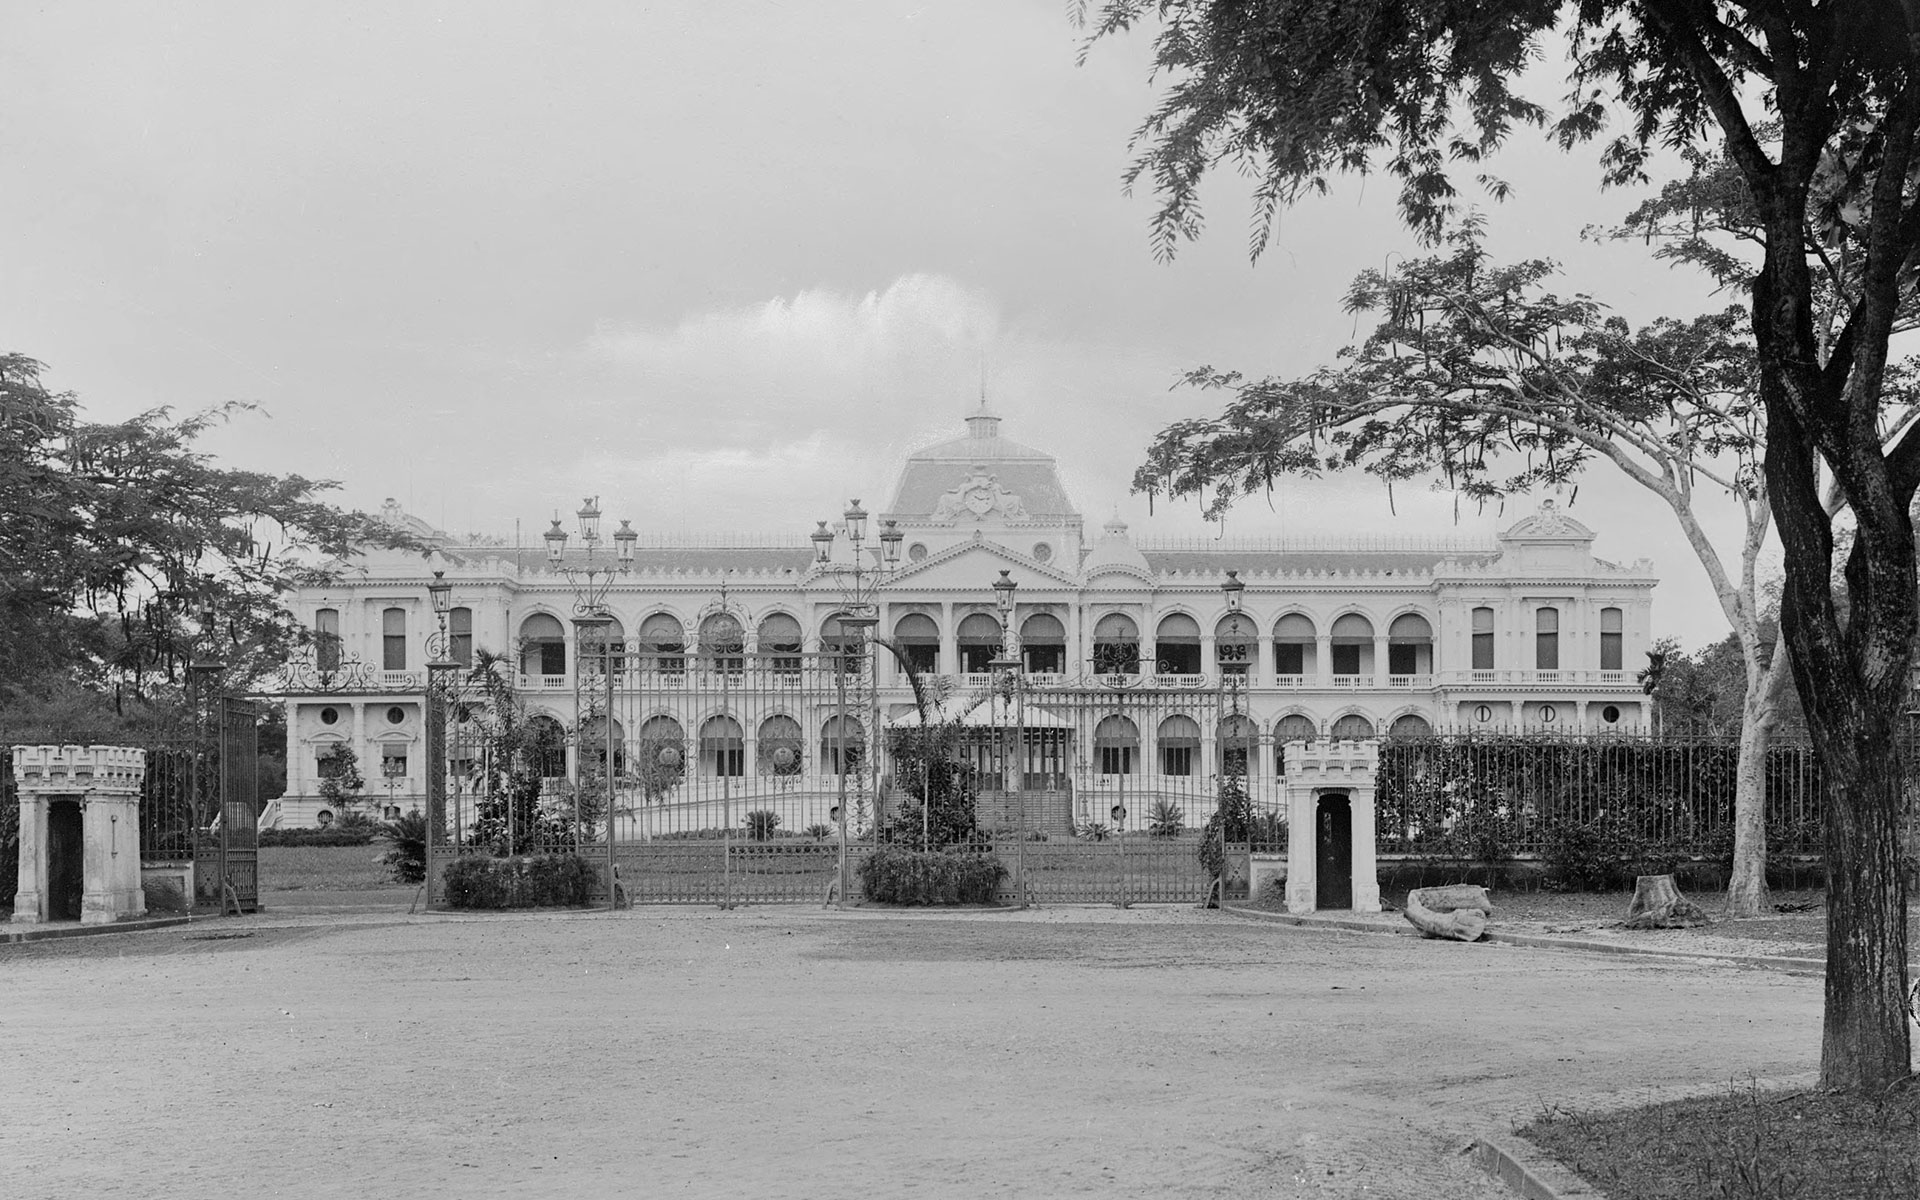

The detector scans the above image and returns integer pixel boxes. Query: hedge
[259,827,376,847]
[441,853,599,909]
[859,845,1006,905]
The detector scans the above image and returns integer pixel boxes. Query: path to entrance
[1,907,1820,1198]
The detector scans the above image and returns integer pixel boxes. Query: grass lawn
[261,843,407,892]
[1523,1083,1920,1200]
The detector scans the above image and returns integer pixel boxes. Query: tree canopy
[1083,0,1920,1091]
[0,353,420,737]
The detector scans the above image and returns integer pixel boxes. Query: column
[1373,634,1390,686]
[1316,634,1333,685]
[10,791,48,922]
[939,601,958,683]
[1350,783,1381,912]
[1286,779,1315,914]
[1200,633,1216,680]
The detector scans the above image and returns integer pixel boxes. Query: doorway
[47,800,84,921]
[1315,792,1352,909]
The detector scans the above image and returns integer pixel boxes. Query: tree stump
[1404,884,1491,941]
[1624,874,1709,929]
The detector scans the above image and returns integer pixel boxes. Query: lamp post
[989,569,1026,908]
[185,588,228,907]
[1213,570,1251,907]
[545,495,633,911]
[813,501,903,905]
[424,569,458,908]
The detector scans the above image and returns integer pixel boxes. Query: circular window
[1473,704,1493,723]
[908,542,929,562]
[319,707,339,726]
[1602,704,1621,724]
[1033,542,1053,563]
[315,809,334,828]
[386,706,406,725]
[1538,704,1558,724]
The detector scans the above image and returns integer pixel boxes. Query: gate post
[11,746,149,924]
[1280,739,1381,913]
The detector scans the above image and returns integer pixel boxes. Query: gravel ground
[0,903,1828,1199]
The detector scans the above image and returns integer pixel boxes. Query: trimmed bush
[260,827,376,847]
[859,845,1006,905]
[441,853,599,909]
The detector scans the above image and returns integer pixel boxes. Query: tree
[1082,1,1920,1091]
[1135,221,1797,918]
[0,353,421,729]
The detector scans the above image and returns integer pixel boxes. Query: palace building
[268,408,1657,835]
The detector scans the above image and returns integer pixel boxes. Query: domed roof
[1501,499,1594,542]
[884,407,1078,520]
[1083,513,1150,578]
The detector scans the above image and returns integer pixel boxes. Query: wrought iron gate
[196,697,260,912]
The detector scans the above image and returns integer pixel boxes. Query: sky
[3,2,1751,648]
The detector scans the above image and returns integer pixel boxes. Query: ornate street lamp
[988,570,1025,908]
[423,569,460,906]
[813,499,904,906]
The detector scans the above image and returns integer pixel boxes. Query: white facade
[272,410,1657,828]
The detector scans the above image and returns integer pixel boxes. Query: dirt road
[0,906,1821,1198]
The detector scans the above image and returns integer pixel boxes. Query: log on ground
[1404,885,1491,941]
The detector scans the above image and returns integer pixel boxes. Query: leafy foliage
[440,853,599,909]
[858,845,1006,905]
[258,826,375,848]
[377,810,428,884]
[0,353,422,729]
[1197,772,1254,879]
[1147,798,1185,837]
[743,809,781,841]
[882,723,980,849]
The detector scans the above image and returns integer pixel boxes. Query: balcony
[1329,674,1367,689]
[1386,674,1434,689]
[516,673,571,692]
[1440,668,1640,689]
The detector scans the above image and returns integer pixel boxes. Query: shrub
[440,853,599,909]
[803,823,835,840]
[1148,799,1185,837]
[1543,811,1684,891]
[859,845,1006,905]
[1075,821,1110,842]
[743,809,781,841]
[377,811,427,884]
[259,827,376,847]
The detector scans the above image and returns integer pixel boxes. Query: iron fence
[1374,729,1825,861]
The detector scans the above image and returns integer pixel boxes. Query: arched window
[382,607,408,671]
[635,715,687,798]
[1329,613,1373,678]
[1215,613,1255,676]
[1156,714,1200,777]
[757,714,803,776]
[519,613,566,677]
[1021,613,1065,675]
[575,615,625,675]
[956,612,1002,674]
[1388,713,1434,738]
[1472,607,1495,670]
[1218,713,1258,776]
[1536,607,1560,670]
[820,715,865,775]
[1094,714,1138,775]
[700,714,744,777]
[1387,613,1433,677]
[1330,713,1376,741]
[1155,613,1202,675]
[757,612,803,674]
[639,613,685,674]
[700,612,744,672]
[524,714,568,778]
[315,608,341,672]
[1600,607,1623,671]
[1273,613,1314,678]
[1092,612,1139,675]
[892,613,940,675]
[448,606,473,668]
[576,715,626,776]
[821,612,868,671]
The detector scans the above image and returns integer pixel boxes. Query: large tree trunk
[1817,714,1915,1092]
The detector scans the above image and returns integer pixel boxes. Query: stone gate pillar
[11,746,149,925]
[1281,738,1381,914]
